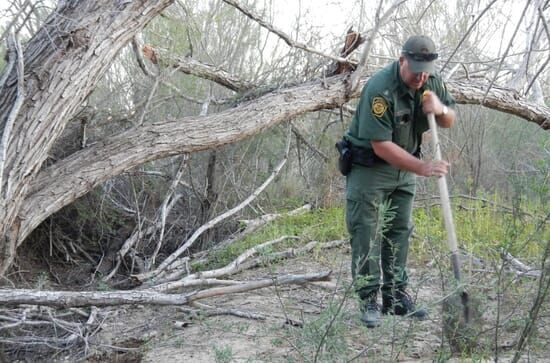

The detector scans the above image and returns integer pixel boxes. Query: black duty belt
[350,145,387,167]
[335,137,421,176]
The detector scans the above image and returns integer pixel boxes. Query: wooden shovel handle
[427,112,461,281]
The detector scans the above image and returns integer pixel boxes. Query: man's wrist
[438,105,448,117]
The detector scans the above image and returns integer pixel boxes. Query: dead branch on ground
[103,156,188,281]
[236,239,347,273]
[150,235,299,291]
[211,204,311,253]
[0,271,331,308]
[151,238,345,293]
[179,301,267,321]
[134,128,293,283]
[0,305,101,355]
[501,251,542,278]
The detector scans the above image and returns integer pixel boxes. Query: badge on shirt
[371,97,387,118]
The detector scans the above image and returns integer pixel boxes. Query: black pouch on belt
[335,138,352,176]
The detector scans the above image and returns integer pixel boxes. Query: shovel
[426,109,471,324]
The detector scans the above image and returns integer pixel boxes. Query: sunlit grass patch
[198,207,347,270]
[201,196,546,272]
[412,196,547,262]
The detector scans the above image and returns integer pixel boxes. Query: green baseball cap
[402,35,438,73]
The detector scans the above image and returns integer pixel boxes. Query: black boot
[360,294,381,328]
[382,290,428,319]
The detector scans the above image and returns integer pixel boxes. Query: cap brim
[406,56,435,73]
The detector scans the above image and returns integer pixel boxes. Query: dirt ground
[8,245,549,362]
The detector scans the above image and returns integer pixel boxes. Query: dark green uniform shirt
[345,60,455,155]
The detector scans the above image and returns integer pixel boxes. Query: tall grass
[203,196,547,272]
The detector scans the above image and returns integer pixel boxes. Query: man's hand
[422,90,455,128]
[371,140,450,177]
[419,159,449,177]
[422,90,445,115]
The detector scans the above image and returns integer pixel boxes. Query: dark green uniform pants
[346,163,416,301]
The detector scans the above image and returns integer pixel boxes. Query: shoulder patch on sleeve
[371,97,387,118]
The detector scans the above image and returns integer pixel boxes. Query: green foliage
[202,192,547,274]
[35,271,51,290]
[96,280,111,292]
[412,196,547,262]
[200,207,346,270]
[285,302,350,362]
[0,45,5,70]
[212,344,234,363]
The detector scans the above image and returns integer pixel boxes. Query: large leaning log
[0,271,331,307]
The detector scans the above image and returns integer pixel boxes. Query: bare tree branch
[482,0,532,102]
[0,305,101,352]
[234,239,346,276]
[161,78,230,105]
[211,204,312,253]
[348,0,406,93]
[134,126,293,282]
[0,0,32,44]
[0,271,332,307]
[525,6,550,95]
[440,0,499,72]
[416,0,437,24]
[446,79,550,128]
[181,301,267,320]
[102,155,189,282]
[138,76,160,126]
[151,235,298,291]
[172,56,257,93]
[221,0,353,65]
[511,238,550,362]
[291,124,329,162]
[131,36,158,77]
[501,251,542,277]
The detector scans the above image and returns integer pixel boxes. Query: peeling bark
[0,0,174,275]
[17,77,348,245]
[172,57,256,92]
[446,80,550,129]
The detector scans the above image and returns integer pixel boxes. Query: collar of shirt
[393,61,413,99]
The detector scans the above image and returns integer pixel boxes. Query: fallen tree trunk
[446,80,550,129]
[170,55,550,129]
[16,74,550,247]
[16,76,348,245]
[0,271,331,307]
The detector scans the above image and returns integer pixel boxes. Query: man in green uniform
[344,35,456,328]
